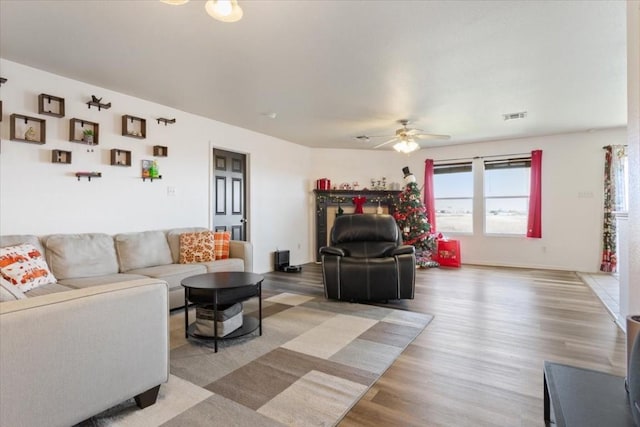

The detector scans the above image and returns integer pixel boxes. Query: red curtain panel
[526,150,542,238]
[424,159,436,233]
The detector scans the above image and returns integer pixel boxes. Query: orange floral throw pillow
[213,231,231,260]
[0,243,57,292]
[179,231,216,264]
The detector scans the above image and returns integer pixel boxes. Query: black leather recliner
[319,214,416,302]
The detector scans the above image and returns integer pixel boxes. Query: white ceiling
[0,0,628,150]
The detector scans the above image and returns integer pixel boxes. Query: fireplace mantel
[313,189,401,261]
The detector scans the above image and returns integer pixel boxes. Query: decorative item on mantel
[316,178,331,190]
[369,177,387,190]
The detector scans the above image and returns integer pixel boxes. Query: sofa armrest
[320,246,347,257]
[386,245,416,257]
[229,240,253,272]
[0,279,169,427]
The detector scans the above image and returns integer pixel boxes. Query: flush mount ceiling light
[160,0,243,23]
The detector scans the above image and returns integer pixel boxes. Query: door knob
[240,218,247,224]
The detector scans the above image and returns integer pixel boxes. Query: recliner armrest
[319,246,347,257]
[386,245,415,256]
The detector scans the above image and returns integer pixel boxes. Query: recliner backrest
[330,214,402,257]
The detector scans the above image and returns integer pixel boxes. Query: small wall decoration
[142,160,161,180]
[24,126,37,141]
[142,160,152,178]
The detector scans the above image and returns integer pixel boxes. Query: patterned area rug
[78,292,433,427]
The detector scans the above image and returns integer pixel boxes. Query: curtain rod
[434,152,532,163]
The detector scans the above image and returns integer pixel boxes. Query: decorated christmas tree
[393,167,438,268]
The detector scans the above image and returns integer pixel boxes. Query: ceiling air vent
[503,111,527,121]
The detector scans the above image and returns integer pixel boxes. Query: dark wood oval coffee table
[181,272,264,352]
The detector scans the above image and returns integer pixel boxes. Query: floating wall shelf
[142,176,162,182]
[76,172,102,181]
[52,150,72,164]
[10,114,46,144]
[110,149,132,166]
[122,115,146,139]
[69,118,99,145]
[156,117,176,126]
[86,96,111,111]
[153,145,168,157]
[38,94,65,118]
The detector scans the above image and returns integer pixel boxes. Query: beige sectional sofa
[1,226,253,310]
[0,278,169,427]
[0,227,253,427]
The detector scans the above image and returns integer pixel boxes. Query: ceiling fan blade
[365,134,395,139]
[415,133,451,140]
[373,138,398,149]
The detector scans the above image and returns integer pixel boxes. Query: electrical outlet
[167,186,176,197]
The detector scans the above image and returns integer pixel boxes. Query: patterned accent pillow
[0,244,57,292]
[213,231,231,260]
[179,231,216,264]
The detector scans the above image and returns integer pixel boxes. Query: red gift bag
[435,239,461,268]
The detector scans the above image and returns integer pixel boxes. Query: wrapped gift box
[436,239,461,268]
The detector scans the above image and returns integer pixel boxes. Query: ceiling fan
[355,120,451,153]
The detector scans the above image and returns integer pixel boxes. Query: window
[484,157,531,235]
[434,162,473,233]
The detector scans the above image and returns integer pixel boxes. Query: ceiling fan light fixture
[160,0,190,5]
[205,0,243,22]
[393,139,420,154]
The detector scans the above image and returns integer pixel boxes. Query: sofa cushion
[1,276,27,301]
[1,235,45,256]
[24,282,74,298]
[214,231,231,260]
[43,234,119,280]
[127,263,206,291]
[115,231,173,272]
[58,273,150,289]
[0,244,57,292]
[200,258,245,273]
[179,231,215,264]
[167,227,208,263]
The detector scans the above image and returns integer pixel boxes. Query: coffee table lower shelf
[186,315,260,341]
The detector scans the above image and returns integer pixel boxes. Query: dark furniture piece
[319,214,415,302]
[313,189,401,262]
[181,272,263,352]
[543,361,635,426]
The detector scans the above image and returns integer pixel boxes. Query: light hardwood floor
[170,263,626,427]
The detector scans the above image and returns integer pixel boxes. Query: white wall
[626,0,640,317]
[311,128,627,272]
[0,59,312,274]
[0,59,629,275]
